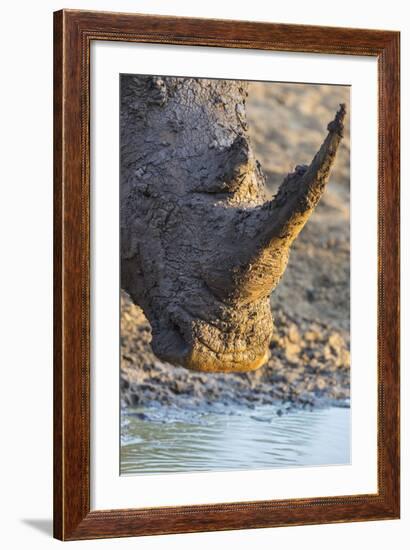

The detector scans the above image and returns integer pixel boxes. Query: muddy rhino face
[120,75,345,372]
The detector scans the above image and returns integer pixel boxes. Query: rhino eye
[194,177,238,195]
[194,135,255,195]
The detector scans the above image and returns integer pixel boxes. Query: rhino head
[120,75,345,373]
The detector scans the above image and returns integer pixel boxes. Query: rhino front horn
[205,104,346,306]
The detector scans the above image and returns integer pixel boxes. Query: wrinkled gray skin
[120,75,345,372]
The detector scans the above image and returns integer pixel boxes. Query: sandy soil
[121,82,351,409]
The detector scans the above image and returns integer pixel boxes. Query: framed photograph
[54,9,400,540]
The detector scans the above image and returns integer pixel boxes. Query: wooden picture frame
[54,9,400,540]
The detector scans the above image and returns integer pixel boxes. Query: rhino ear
[260,103,346,247]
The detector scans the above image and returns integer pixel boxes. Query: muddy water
[121,404,350,475]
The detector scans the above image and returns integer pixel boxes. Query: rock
[328,332,344,353]
[284,345,301,364]
[285,371,300,383]
[340,348,350,366]
[306,288,316,302]
[305,330,321,342]
[315,377,327,391]
[129,393,140,406]
[288,323,301,344]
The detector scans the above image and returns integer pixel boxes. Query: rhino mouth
[181,345,271,373]
[151,305,273,373]
[153,332,270,373]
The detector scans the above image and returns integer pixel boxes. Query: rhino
[120,75,345,373]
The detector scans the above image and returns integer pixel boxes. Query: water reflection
[121,405,350,475]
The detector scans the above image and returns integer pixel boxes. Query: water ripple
[121,404,350,475]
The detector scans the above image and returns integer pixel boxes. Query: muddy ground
[121,81,350,410]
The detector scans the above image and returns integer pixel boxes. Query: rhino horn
[228,104,346,304]
[263,103,346,244]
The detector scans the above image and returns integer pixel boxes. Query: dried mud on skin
[121,82,350,409]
